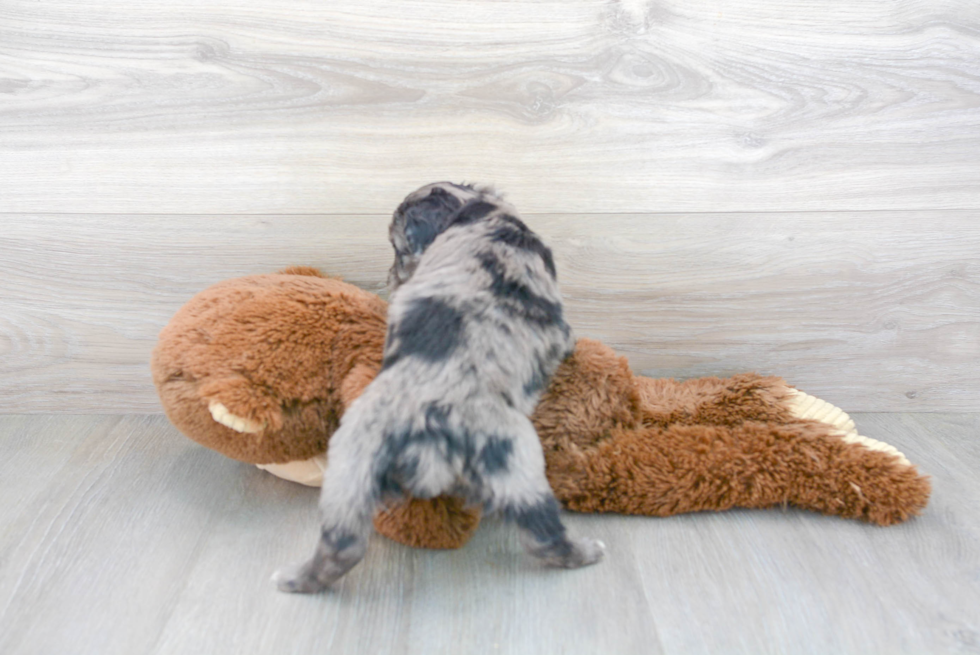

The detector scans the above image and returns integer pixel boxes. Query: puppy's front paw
[272,561,329,594]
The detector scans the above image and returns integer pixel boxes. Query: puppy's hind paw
[272,561,330,594]
[558,537,606,569]
[525,535,606,569]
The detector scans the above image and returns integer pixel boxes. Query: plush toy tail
[550,419,930,526]
[546,378,931,527]
[781,390,931,525]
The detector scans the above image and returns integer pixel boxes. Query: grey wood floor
[0,413,977,655]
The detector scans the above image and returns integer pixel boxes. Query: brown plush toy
[152,267,931,550]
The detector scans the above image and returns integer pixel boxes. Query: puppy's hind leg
[272,518,371,594]
[483,418,605,569]
[273,424,378,594]
[507,494,605,569]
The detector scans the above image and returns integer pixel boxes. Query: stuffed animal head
[387,181,502,292]
[151,269,388,465]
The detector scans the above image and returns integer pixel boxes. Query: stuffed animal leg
[537,341,930,526]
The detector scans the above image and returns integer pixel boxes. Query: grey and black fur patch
[452,199,498,226]
[505,496,567,545]
[274,182,604,594]
[478,436,514,475]
[490,215,557,279]
[373,403,478,498]
[382,297,466,370]
[477,251,564,328]
[320,527,360,553]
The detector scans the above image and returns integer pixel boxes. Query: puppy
[273,182,604,593]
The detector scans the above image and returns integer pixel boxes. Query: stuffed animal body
[153,272,932,553]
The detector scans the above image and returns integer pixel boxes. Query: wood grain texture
[1,0,979,214]
[0,413,977,655]
[550,212,980,413]
[1,212,977,413]
[0,214,391,414]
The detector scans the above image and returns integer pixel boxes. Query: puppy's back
[382,201,574,416]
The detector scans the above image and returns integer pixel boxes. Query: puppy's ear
[449,198,498,226]
[400,187,463,255]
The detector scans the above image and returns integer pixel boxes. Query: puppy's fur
[274,182,604,593]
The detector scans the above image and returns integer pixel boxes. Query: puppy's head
[387,182,501,291]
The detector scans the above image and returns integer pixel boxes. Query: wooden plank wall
[1,0,978,412]
[2,213,977,413]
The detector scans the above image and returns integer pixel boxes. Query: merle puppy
[273,182,605,593]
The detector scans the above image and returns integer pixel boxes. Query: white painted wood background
[1,0,979,412]
[1,213,978,412]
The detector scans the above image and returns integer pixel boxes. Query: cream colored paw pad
[786,390,910,467]
[208,400,265,434]
[256,455,327,487]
